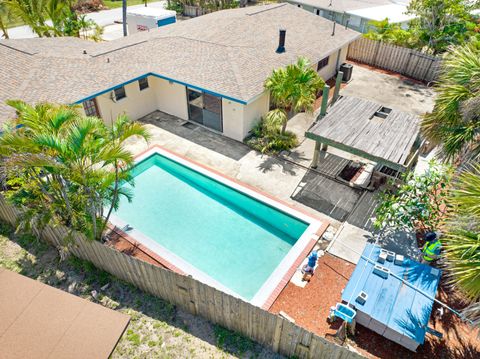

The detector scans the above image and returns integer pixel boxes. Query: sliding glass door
[187,88,223,132]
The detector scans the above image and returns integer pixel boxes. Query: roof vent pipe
[331,21,336,36]
[276,29,286,54]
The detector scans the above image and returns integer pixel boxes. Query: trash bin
[339,63,353,82]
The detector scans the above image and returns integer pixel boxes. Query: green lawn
[103,0,150,9]
[0,221,281,358]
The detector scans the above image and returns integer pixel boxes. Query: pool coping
[111,145,328,309]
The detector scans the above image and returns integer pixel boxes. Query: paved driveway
[341,63,436,115]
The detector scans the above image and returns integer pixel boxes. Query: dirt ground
[0,221,283,359]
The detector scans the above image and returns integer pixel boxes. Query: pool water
[114,153,309,300]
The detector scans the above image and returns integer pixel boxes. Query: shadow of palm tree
[256,155,297,175]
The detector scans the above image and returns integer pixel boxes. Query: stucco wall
[222,98,244,141]
[222,92,269,142]
[95,77,157,125]
[243,92,270,139]
[150,77,189,120]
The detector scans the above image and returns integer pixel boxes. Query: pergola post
[332,71,343,104]
[312,142,321,168]
[320,84,330,117]
[312,85,331,168]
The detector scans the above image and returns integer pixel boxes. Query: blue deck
[341,244,441,345]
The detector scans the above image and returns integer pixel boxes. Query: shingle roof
[0,4,359,124]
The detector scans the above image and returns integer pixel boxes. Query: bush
[245,120,298,154]
[73,0,107,14]
[166,1,184,14]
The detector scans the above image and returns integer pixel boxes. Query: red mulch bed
[269,254,355,336]
[106,233,167,269]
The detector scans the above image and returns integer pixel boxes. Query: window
[114,86,126,101]
[187,89,223,132]
[83,99,99,117]
[317,56,329,71]
[139,78,149,91]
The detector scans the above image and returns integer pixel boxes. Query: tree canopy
[0,101,149,242]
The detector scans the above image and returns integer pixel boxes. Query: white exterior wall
[222,92,269,142]
[95,77,157,124]
[243,92,270,139]
[338,45,348,67]
[150,77,189,120]
[222,99,245,141]
[127,14,159,34]
[317,48,340,80]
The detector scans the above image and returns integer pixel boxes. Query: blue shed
[341,243,441,352]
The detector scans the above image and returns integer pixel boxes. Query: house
[0,3,359,142]
[286,0,414,33]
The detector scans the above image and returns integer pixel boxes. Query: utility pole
[122,0,127,37]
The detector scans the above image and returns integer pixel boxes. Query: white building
[127,7,177,34]
[0,4,359,142]
[286,0,414,33]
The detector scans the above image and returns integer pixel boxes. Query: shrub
[245,119,298,154]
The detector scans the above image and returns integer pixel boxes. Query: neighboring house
[286,0,414,33]
[0,4,359,142]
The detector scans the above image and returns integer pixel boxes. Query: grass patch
[126,329,141,346]
[214,324,255,355]
[103,0,148,9]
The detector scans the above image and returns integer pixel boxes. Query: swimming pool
[110,147,322,307]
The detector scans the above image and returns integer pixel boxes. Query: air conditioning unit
[386,250,395,262]
[378,250,387,264]
[373,265,389,279]
[394,254,404,266]
[356,291,368,305]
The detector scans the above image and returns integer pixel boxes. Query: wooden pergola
[305,96,422,172]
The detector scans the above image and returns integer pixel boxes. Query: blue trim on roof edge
[73,72,248,105]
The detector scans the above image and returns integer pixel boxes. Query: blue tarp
[341,243,441,345]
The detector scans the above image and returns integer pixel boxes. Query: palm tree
[100,114,150,238]
[0,101,150,241]
[0,1,11,39]
[6,0,51,37]
[264,57,324,134]
[421,44,480,161]
[446,165,480,326]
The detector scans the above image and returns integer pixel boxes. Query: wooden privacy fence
[183,5,210,17]
[347,37,442,83]
[0,196,363,359]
